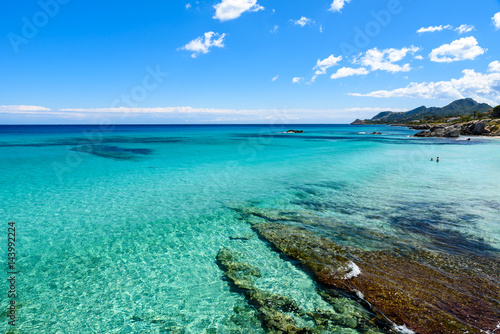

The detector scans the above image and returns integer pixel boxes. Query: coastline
[235,207,500,334]
[2,124,499,333]
[351,99,500,138]
[361,120,500,138]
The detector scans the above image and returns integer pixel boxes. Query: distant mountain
[360,98,492,124]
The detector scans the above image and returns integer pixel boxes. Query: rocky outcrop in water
[460,119,500,136]
[408,124,431,130]
[285,130,304,134]
[414,124,461,138]
[217,248,386,334]
[235,207,500,334]
[413,119,500,137]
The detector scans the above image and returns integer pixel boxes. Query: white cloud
[350,63,500,105]
[213,0,264,21]
[319,25,323,33]
[185,3,191,9]
[59,107,252,114]
[455,24,475,34]
[342,107,407,112]
[270,25,279,33]
[54,107,407,121]
[56,107,405,114]
[180,32,226,58]
[493,12,500,30]
[55,106,408,114]
[0,105,51,113]
[311,54,342,82]
[414,55,424,60]
[417,25,452,33]
[308,46,419,83]
[292,77,304,84]
[0,106,413,124]
[489,61,500,73]
[429,36,485,63]
[271,75,279,81]
[351,82,462,99]
[330,67,369,79]
[357,46,420,73]
[293,17,314,27]
[329,0,351,13]
[314,55,342,75]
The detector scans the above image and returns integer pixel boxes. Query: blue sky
[1,0,500,124]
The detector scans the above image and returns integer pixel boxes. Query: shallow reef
[217,248,386,334]
[237,207,500,334]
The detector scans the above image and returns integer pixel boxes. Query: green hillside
[367,98,492,124]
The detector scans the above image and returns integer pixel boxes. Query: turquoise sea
[0,124,499,333]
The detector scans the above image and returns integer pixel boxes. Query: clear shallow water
[0,124,499,333]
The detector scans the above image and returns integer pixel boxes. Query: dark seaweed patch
[233,133,485,146]
[233,206,396,251]
[71,145,152,160]
[293,186,321,196]
[292,200,359,215]
[312,181,349,191]
[388,213,498,255]
[291,182,359,214]
[290,180,499,256]
[0,136,184,148]
[482,200,500,211]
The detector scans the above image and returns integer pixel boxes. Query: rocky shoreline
[233,206,500,334]
[410,119,500,138]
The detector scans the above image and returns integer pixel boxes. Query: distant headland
[352,98,500,137]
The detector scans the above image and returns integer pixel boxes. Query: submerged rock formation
[217,248,386,334]
[235,207,500,334]
[217,248,308,333]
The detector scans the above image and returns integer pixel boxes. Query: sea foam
[344,261,361,279]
